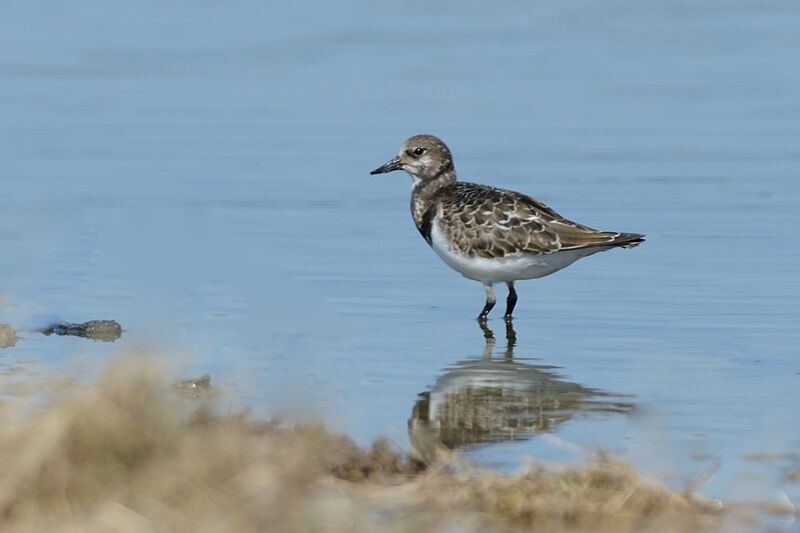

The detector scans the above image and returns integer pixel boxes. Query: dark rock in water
[0,324,17,349]
[176,374,211,390]
[38,320,122,342]
[175,375,212,398]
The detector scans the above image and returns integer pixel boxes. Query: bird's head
[370,135,454,183]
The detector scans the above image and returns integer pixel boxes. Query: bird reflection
[409,322,633,462]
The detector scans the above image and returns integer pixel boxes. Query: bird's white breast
[429,222,602,283]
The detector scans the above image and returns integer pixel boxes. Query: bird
[370,134,644,323]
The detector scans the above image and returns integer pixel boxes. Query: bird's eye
[413,147,426,156]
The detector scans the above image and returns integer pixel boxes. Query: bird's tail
[611,232,645,248]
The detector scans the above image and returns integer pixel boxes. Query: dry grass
[787,463,800,483]
[0,324,17,349]
[0,357,728,532]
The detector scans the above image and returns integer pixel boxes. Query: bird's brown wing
[437,183,640,259]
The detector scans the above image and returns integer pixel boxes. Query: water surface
[1,0,799,506]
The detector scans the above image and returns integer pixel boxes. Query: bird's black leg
[504,281,518,322]
[477,284,496,323]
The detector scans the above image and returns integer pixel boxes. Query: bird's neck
[410,169,457,228]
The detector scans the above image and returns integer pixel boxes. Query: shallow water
[1,0,799,507]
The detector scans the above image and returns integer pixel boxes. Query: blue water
[1,0,799,507]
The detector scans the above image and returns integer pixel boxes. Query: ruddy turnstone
[371,134,644,322]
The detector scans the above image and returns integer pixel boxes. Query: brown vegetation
[0,358,729,532]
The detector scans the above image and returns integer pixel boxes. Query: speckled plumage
[371,134,644,322]
[428,181,642,258]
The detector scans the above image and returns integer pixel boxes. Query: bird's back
[430,182,644,259]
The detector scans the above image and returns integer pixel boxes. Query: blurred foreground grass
[0,357,771,532]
